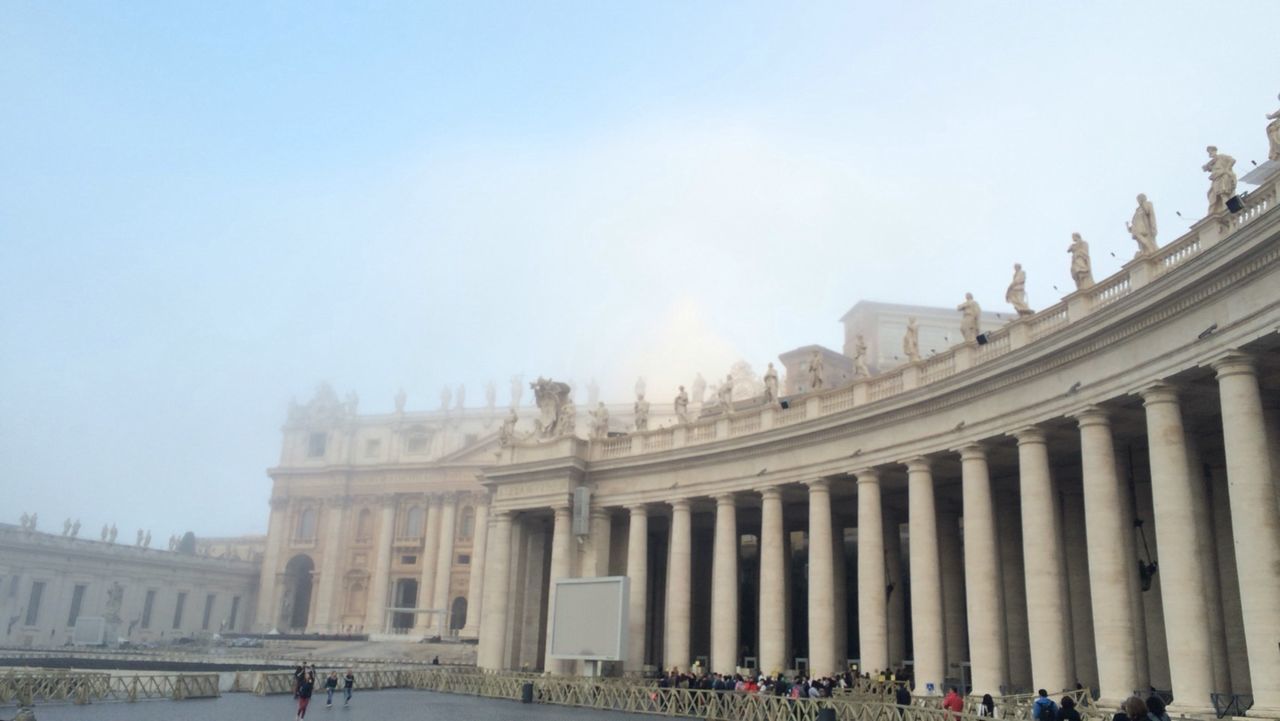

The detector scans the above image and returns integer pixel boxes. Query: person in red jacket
[943,687,965,719]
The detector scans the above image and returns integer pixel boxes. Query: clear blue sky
[2,1,1277,536]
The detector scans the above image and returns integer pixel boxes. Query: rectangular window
[141,590,156,629]
[24,581,45,625]
[307,432,327,457]
[457,554,471,565]
[229,596,241,630]
[173,592,187,629]
[67,584,87,627]
[400,555,417,565]
[202,593,216,630]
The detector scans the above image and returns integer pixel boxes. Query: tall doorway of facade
[283,554,315,630]
[450,596,467,631]
[393,579,418,631]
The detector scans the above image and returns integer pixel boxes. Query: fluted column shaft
[314,500,348,631]
[1140,385,1215,711]
[1076,408,1138,704]
[545,503,574,674]
[856,470,888,675]
[626,505,649,673]
[758,487,787,676]
[807,480,837,677]
[1014,428,1071,692]
[907,458,945,694]
[711,493,739,674]
[460,501,489,637]
[1214,355,1280,714]
[432,495,459,633]
[365,501,397,632]
[960,445,1007,697]
[477,511,513,669]
[414,497,442,633]
[666,499,693,673]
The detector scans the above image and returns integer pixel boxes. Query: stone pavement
[18,689,655,721]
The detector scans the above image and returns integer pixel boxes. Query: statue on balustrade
[807,350,825,391]
[27,513,37,531]
[394,388,407,414]
[853,334,871,377]
[587,379,600,407]
[903,317,921,362]
[763,363,780,404]
[143,530,152,548]
[559,399,576,436]
[957,293,981,343]
[674,386,690,424]
[109,524,118,543]
[63,518,72,536]
[101,523,109,541]
[1006,263,1033,316]
[634,393,650,431]
[136,529,144,546]
[691,373,706,406]
[19,512,30,530]
[1068,233,1094,290]
[634,377,646,399]
[455,384,466,410]
[1202,146,1237,216]
[590,403,610,439]
[1127,194,1159,256]
[509,374,524,409]
[530,377,572,439]
[70,519,80,538]
[439,385,452,411]
[1267,93,1280,162]
[718,373,735,410]
[485,381,496,412]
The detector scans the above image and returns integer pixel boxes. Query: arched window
[296,508,317,540]
[405,506,425,538]
[355,509,373,542]
[345,581,366,617]
[458,506,475,540]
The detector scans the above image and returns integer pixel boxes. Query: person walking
[1032,689,1059,721]
[1058,697,1081,721]
[979,693,997,718]
[342,669,355,705]
[324,671,338,707]
[295,671,315,719]
[943,687,965,720]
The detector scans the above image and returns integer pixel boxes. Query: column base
[1164,702,1216,717]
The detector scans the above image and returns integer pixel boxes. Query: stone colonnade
[478,351,1280,717]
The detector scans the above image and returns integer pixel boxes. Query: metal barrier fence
[0,668,219,705]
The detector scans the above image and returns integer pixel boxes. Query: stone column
[856,469,888,675]
[833,521,849,666]
[1139,384,1214,712]
[711,493,739,675]
[666,499,693,673]
[414,495,442,634]
[1014,427,1072,692]
[959,444,1007,697]
[1075,407,1138,705]
[885,509,906,668]
[477,510,513,670]
[1062,489,1097,689]
[460,500,489,638]
[545,502,574,674]
[758,487,787,676]
[364,498,397,633]
[1186,433,1230,694]
[587,508,613,577]
[907,458,945,694]
[938,508,968,676]
[313,498,348,632]
[255,498,289,631]
[806,480,837,677]
[626,504,649,673]
[1213,354,1280,714]
[1210,466,1250,693]
[432,494,460,633]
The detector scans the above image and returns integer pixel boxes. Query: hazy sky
[2,2,1278,537]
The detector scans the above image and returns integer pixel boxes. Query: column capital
[1072,404,1110,427]
[957,443,987,461]
[590,507,612,520]
[491,509,512,523]
[1139,381,1180,406]
[758,486,783,501]
[627,503,650,516]
[670,497,693,511]
[1011,426,1046,445]
[269,497,290,511]
[440,492,460,507]
[551,501,572,515]
[714,492,737,507]
[904,456,932,473]
[1211,350,1257,379]
[378,494,398,508]
[805,478,831,492]
[324,495,352,509]
[855,468,880,484]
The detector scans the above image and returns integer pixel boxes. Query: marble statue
[109,524,117,543]
[1006,263,1032,316]
[590,403,610,440]
[763,363,779,404]
[485,382,497,411]
[394,388,407,413]
[674,386,690,424]
[1127,194,1159,256]
[104,582,124,623]
[691,373,707,406]
[136,529,144,546]
[530,377,572,439]
[957,293,981,343]
[807,350,825,391]
[903,317,921,362]
[510,374,524,409]
[499,407,517,446]
[169,535,178,551]
[634,377,646,399]
[143,530,151,548]
[63,518,72,536]
[1068,233,1094,290]
[101,524,109,541]
[853,335,870,377]
[559,399,576,436]
[19,512,30,530]
[718,374,735,409]
[587,380,600,408]
[634,394,650,431]
[345,391,359,416]
[1267,93,1280,162]
[28,513,36,531]
[1202,146,1237,216]
[70,519,80,538]
[440,385,452,411]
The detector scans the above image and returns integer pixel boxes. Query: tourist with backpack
[1032,689,1059,721]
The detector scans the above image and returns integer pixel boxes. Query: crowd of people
[291,663,355,718]
[655,666,908,699]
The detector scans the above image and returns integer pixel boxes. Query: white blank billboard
[548,576,629,661]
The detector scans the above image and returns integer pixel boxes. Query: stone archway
[282,554,315,631]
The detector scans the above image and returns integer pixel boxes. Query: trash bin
[521,682,534,704]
